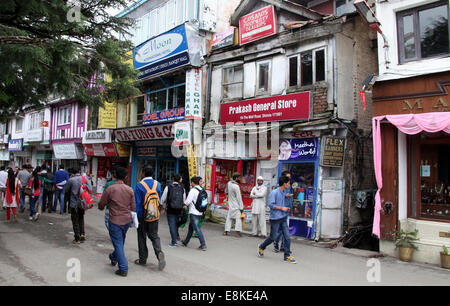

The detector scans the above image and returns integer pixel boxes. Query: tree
[0,0,141,119]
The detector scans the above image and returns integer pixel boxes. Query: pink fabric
[372,112,450,238]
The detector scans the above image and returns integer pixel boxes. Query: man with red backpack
[64,168,93,245]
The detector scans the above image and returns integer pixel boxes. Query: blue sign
[142,108,185,125]
[279,138,318,161]
[8,139,23,151]
[133,24,190,79]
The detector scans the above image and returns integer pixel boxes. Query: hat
[257,176,264,181]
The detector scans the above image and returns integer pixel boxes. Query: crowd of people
[1,163,297,277]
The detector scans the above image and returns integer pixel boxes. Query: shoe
[72,240,81,245]
[280,248,285,252]
[158,252,166,271]
[115,270,127,277]
[33,213,39,221]
[284,256,297,264]
[14,215,18,223]
[168,243,177,247]
[257,247,264,257]
[198,246,207,251]
[181,241,187,247]
[134,259,147,266]
[80,234,86,242]
[20,208,25,213]
[223,231,228,236]
[236,232,241,237]
[109,253,117,266]
[28,216,33,221]
[5,219,10,223]
[273,246,280,253]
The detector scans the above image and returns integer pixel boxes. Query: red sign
[239,5,277,45]
[114,123,174,142]
[220,92,310,125]
[360,90,366,110]
[83,144,117,157]
[40,121,49,127]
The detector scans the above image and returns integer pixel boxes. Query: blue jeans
[108,221,130,272]
[259,217,291,259]
[183,214,206,248]
[274,218,290,249]
[167,213,179,245]
[19,187,27,210]
[104,208,109,231]
[53,189,65,213]
[29,196,38,217]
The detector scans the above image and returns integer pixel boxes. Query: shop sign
[40,121,49,127]
[82,129,112,144]
[239,5,277,45]
[0,150,10,161]
[174,120,192,146]
[137,147,156,157]
[199,0,218,32]
[210,28,237,51]
[83,143,117,157]
[24,129,43,143]
[133,24,190,80]
[98,102,117,129]
[115,143,131,157]
[279,138,318,161]
[281,131,320,139]
[320,136,346,167]
[114,123,174,142]
[220,92,310,125]
[142,108,185,125]
[8,139,23,152]
[53,143,84,159]
[1,134,9,144]
[185,68,203,120]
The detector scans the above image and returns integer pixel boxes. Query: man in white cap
[250,176,267,237]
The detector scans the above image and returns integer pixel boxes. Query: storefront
[372,71,450,264]
[9,139,31,169]
[52,142,85,172]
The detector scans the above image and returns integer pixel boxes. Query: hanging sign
[185,68,203,119]
[174,120,192,146]
[320,136,346,167]
[279,138,318,161]
[239,5,277,45]
[8,139,23,152]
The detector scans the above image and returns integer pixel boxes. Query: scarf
[6,178,19,204]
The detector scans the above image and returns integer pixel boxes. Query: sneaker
[273,246,280,253]
[28,216,33,221]
[115,270,127,277]
[80,234,86,243]
[168,243,177,247]
[198,246,207,251]
[158,252,166,271]
[33,213,39,221]
[109,253,117,266]
[284,256,297,264]
[257,247,264,257]
[72,240,81,245]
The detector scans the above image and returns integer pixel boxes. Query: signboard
[133,24,190,80]
[53,143,84,159]
[115,143,131,157]
[98,102,117,129]
[239,5,277,45]
[174,120,192,146]
[185,68,203,120]
[82,129,112,144]
[142,108,185,125]
[114,123,174,142]
[279,138,318,161]
[40,121,49,127]
[137,147,156,157]
[320,136,346,167]
[199,0,218,32]
[0,150,10,161]
[8,139,23,152]
[220,92,310,125]
[187,144,199,180]
[211,28,237,51]
[83,143,117,157]
[24,129,43,143]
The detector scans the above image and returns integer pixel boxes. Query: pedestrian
[64,168,92,244]
[0,166,8,204]
[98,166,136,277]
[14,167,19,177]
[28,166,42,221]
[17,165,32,213]
[250,176,267,238]
[181,176,207,251]
[52,164,70,214]
[161,173,186,247]
[3,169,20,222]
[63,168,74,214]
[257,175,296,264]
[134,167,166,270]
[273,170,293,253]
[103,167,117,230]
[42,166,54,213]
[224,172,244,237]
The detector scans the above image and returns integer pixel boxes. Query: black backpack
[194,186,209,212]
[168,183,184,210]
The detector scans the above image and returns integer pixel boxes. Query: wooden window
[289,48,326,88]
[257,60,271,95]
[58,106,71,125]
[222,65,243,100]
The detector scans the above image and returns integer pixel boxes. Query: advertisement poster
[185,68,203,120]
[279,138,318,161]
[205,164,212,190]
[98,102,117,129]
[239,5,277,45]
[96,177,107,197]
[142,108,185,125]
[174,120,192,146]
[320,136,346,167]
[210,28,237,51]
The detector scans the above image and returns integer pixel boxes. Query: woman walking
[3,169,20,222]
[28,166,41,221]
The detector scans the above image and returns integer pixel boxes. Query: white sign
[134,33,184,64]
[82,129,112,144]
[174,120,192,146]
[199,0,218,32]
[185,68,203,120]
[53,143,84,159]
[0,150,9,161]
[24,129,43,143]
[421,165,431,177]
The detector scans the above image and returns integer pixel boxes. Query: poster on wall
[185,68,203,120]
[279,138,318,161]
[98,102,117,129]
[96,177,107,197]
[174,120,192,146]
[320,136,346,167]
[204,164,212,190]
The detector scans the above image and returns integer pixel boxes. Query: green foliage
[394,229,419,250]
[0,0,140,120]
[443,245,449,255]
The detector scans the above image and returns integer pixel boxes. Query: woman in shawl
[3,168,20,222]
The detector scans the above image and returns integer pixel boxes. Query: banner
[187,144,198,180]
[279,138,319,161]
[185,68,203,119]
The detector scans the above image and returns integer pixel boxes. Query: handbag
[24,187,33,196]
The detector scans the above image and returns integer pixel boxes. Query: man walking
[0,166,8,204]
[257,175,296,264]
[134,167,165,270]
[64,168,92,245]
[250,176,267,237]
[53,165,69,214]
[161,173,186,247]
[274,170,293,252]
[42,166,54,213]
[224,173,244,237]
[98,167,136,277]
[182,176,207,251]
[17,165,32,213]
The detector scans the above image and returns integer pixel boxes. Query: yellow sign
[116,143,130,157]
[98,101,117,129]
[187,144,198,181]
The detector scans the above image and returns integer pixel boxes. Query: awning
[372,112,450,238]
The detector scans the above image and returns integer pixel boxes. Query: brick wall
[313,86,329,116]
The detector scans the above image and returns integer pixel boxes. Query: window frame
[221,64,244,101]
[15,117,24,133]
[288,47,327,88]
[397,0,450,64]
[29,111,44,130]
[58,106,71,126]
[256,59,272,96]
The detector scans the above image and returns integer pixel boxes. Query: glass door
[136,159,156,186]
[158,159,176,192]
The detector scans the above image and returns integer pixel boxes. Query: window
[167,0,175,30]
[78,107,85,123]
[59,106,71,125]
[397,1,449,64]
[336,0,356,16]
[158,4,167,34]
[29,112,44,130]
[257,60,271,95]
[222,65,243,100]
[289,48,326,87]
[144,73,186,116]
[15,118,23,133]
[176,0,185,25]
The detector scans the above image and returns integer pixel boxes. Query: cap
[257,176,264,181]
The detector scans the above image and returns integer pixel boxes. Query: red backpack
[79,176,94,210]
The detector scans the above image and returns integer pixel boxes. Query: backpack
[194,186,209,213]
[79,176,94,210]
[141,180,161,222]
[168,183,184,210]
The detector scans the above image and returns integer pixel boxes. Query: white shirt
[161,182,186,209]
[184,186,203,216]
[0,170,7,188]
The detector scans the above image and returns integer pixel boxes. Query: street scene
[0,0,450,289]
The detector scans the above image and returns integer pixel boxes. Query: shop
[372,71,450,264]
[9,139,31,169]
[52,142,86,172]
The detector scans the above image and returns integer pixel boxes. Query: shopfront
[9,139,31,168]
[52,142,85,171]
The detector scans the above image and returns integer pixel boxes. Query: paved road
[0,207,449,286]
